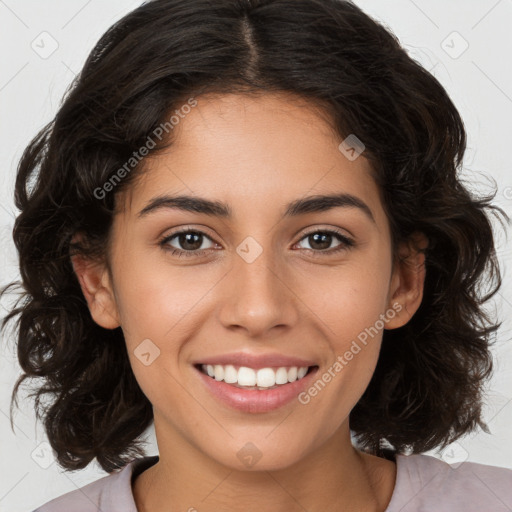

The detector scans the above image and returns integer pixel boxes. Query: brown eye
[159,229,217,257]
[173,232,205,251]
[295,230,354,255]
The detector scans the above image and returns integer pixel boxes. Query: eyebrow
[138,193,376,223]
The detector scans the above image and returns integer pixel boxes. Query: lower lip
[195,365,319,413]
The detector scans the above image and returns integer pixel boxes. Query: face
[74,92,425,472]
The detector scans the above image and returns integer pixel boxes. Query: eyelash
[158,227,355,258]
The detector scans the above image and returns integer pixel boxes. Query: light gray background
[1,1,511,511]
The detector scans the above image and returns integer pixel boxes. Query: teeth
[297,366,308,379]
[256,368,275,387]
[275,367,288,384]
[201,364,311,388]
[223,364,238,383]
[214,365,224,381]
[238,366,257,386]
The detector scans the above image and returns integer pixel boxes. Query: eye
[294,229,355,255]
[159,227,355,258]
[159,228,217,257]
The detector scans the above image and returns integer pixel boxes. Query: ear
[385,231,428,329]
[70,234,121,330]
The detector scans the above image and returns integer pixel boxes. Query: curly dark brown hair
[1,0,509,473]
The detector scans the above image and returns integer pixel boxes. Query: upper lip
[194,352,318,370]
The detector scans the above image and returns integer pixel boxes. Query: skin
[72,92,427,512]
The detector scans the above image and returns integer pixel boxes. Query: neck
[133,420,396,512]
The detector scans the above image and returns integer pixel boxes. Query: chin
[206,439,309,473]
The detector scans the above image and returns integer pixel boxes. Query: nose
[217,243,300,338]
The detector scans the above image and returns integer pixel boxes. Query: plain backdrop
[1,1,511,511]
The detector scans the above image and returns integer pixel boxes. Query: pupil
[310,233,331,250]
[180,232,202,251]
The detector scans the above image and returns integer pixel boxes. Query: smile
[194,363,319,413]
[199,364,311,390]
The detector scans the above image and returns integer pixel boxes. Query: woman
[2,0,511,510]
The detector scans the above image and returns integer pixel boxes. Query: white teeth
[223,364,238,383]
[214,365,224,381]
[238,366,256,386]
[256,368,275,387]
[287,367,297,382]
[275,367,288,384]
[200,364,311,388]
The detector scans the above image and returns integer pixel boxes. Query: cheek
[299,250,392,409]
[308,256,391,344]
[112,253,216,344]
[114,262,193,408]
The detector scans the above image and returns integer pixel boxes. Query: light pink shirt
[32,453,512,511]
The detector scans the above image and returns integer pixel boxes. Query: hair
[1,0,509,473]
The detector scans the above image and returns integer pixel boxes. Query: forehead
[119,92,386,228]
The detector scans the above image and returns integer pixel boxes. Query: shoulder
[31,456,159,512]
[387,453,512,512]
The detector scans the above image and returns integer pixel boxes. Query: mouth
[194,363,318,390]
[193,363,320,413]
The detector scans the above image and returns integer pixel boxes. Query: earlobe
[70,239,121,330]
[385,231,428,330]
